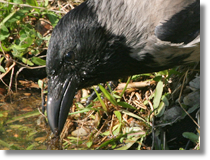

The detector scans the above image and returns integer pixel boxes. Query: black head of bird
[46,0,200,135]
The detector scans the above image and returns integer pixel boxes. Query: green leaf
[86,141,93,148]
[26,144,36,150]
[115,136,141,150]
[26,0,38,6]
[0,66,6,73]
[168,68,181,78]
[20,37,33,48]
[156,70,168,76]
[11,44,26,53]
[113,123,121,136]
[154,101,165,117]
[0,9,17,27]
[46,13,59,27]
[0,25,9,40]
[38,79,43,89]
[31,57,46,66]
[45,0,49,7]
[153,81,163,109]
[0,139,11,148]
[154,95,169,117]
[13,0,23,4]
[153,76,162,82]
[68,108,92,115]
[98,84,118,106]
[21,57,34,66]
[6,8,29,24]
[97,134,125,149]
[114,111,122,123]
[117,101,136,110]
[182,132,199,143]
[121,109,148,124]
[93,87,107,112]
[120,76,131,98]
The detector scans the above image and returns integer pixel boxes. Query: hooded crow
[46,0,200,135]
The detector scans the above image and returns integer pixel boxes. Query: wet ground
[0,89,49,150]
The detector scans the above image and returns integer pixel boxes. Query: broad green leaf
[153,81,163,109]
[113,123,121,136]
[182,132,199,143]
[46,13,59,27]
[20,37,33,48]
[0,66,6,73]
[153,76,162,82]
[21,57,34,66]
[12,44,26,53]
[114,111,122,123]
[154,101,165,117]
[38,79,43,89]
[31,57,46,66]
[155,95,169,117]
[156,70,168,76]
[168,68,181,78]
[86,141,93,148]
[45,0,49,7]
[0,25,9,40]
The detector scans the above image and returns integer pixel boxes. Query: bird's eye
[65,51,75,63]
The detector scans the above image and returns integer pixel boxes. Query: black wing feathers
[155,0,200,44]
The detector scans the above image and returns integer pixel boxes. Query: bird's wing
[155,0,200,44]
[89,0,200,65]
[90,0,199,44]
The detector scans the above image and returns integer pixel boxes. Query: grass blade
[68,108,92,115]
[93,87,107,112]
[121,109,148,124]
[118,101,136,110]
[6,109,40,124]
[98,84,118,106]
[120,76,131,98]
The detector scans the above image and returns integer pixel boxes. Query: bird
[46,0,200,135]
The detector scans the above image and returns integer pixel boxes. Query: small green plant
[0,0,61,78]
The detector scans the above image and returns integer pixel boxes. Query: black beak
[47,76,77,135]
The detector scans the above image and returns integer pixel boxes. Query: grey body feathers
[88,0,200,66]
